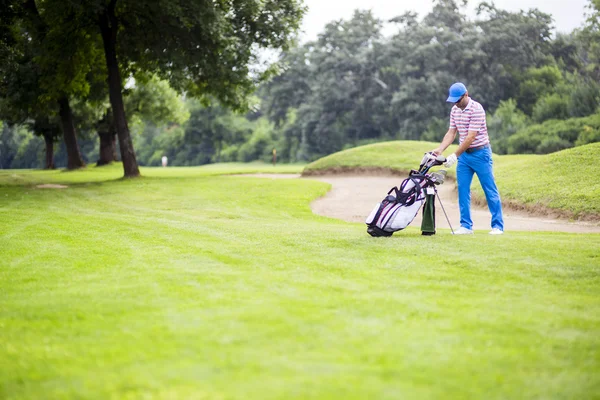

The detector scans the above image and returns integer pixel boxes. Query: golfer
[432,82,504,235]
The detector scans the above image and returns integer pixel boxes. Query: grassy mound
[492,143,600,217]
[303,140,458,174]
[304,141,600,219]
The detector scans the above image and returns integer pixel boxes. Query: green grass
[0,161,304,186]
[304,141,600,218]
[1,163,600,399]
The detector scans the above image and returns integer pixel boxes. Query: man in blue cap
[432,82,504,235]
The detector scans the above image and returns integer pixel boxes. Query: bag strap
[397,176,424,206]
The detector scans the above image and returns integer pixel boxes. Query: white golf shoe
[453,227,474,235]
[489,228,504,235]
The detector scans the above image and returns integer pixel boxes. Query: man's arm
[433,128,457,155]
[453,130,478,157]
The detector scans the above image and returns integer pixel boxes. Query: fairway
[1,164,599,399]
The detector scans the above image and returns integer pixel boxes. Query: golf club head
[429,170,447,185]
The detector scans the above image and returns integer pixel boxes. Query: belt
[465,144,489,153]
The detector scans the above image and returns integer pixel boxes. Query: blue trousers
[456,146,504,231]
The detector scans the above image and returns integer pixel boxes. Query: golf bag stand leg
[434,187,455,234]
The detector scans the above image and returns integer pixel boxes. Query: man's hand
[431,148,442,156]
[444,153,457,168]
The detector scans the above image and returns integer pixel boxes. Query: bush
[568,78,600,118]
[236,119,275,162]
[507,130,542,154]
[516,65,564,115]
[532,93,570,123]
[219,144,240,162]
[507,112,600,154]
[487,99,530,154]
[575,124,600,146]
[421,117,448,142]
[536,136,573,153]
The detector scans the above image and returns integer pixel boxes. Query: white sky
[298,0,591,42]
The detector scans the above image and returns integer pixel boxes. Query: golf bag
[366,153,447,237]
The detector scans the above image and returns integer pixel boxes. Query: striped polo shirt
[449,98,489,148]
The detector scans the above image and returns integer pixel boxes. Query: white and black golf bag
[365,174,430,237]
[366,152,448,237]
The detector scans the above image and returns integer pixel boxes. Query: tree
[31,117,61,169]
[176,101,252,165]
[84,75,190,167]
[46,0,305,177]
[532,93,570,123]
[385,0,477,139]
[26,0,96,169]
[69,97,115,166]
[551,33,582,73]
[262,10,387,159]
[0,0,95,169]
[95,108,118,166]
[567,76,600,117]
[516,66,564,115]
[475,3,554,109]
[578,0,600,81]
[0,16,62,169]
[0,123,45,168]
[124,75,190,165]
[259,46,313,127]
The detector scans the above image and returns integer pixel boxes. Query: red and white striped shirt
[449,98,489,148]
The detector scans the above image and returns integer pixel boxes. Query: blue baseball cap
[446,82,467,103]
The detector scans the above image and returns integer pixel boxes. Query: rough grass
[304,141,600,218]
[1,164,599,399]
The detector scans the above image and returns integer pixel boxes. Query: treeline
[161,0,600,164]
[258,0,600,161]
[2,0,600,170]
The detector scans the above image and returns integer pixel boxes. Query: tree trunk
[97,131,115,166]
[112,133,118,161]
[96,109,117,166]
[43,132,55,169]
[98,4,140,177]
[215,140,221,163]
[58,96,85,170]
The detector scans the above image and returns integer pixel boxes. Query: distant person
[272,148,277,166]
[161,155,168,167]
[432,82,504,235]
